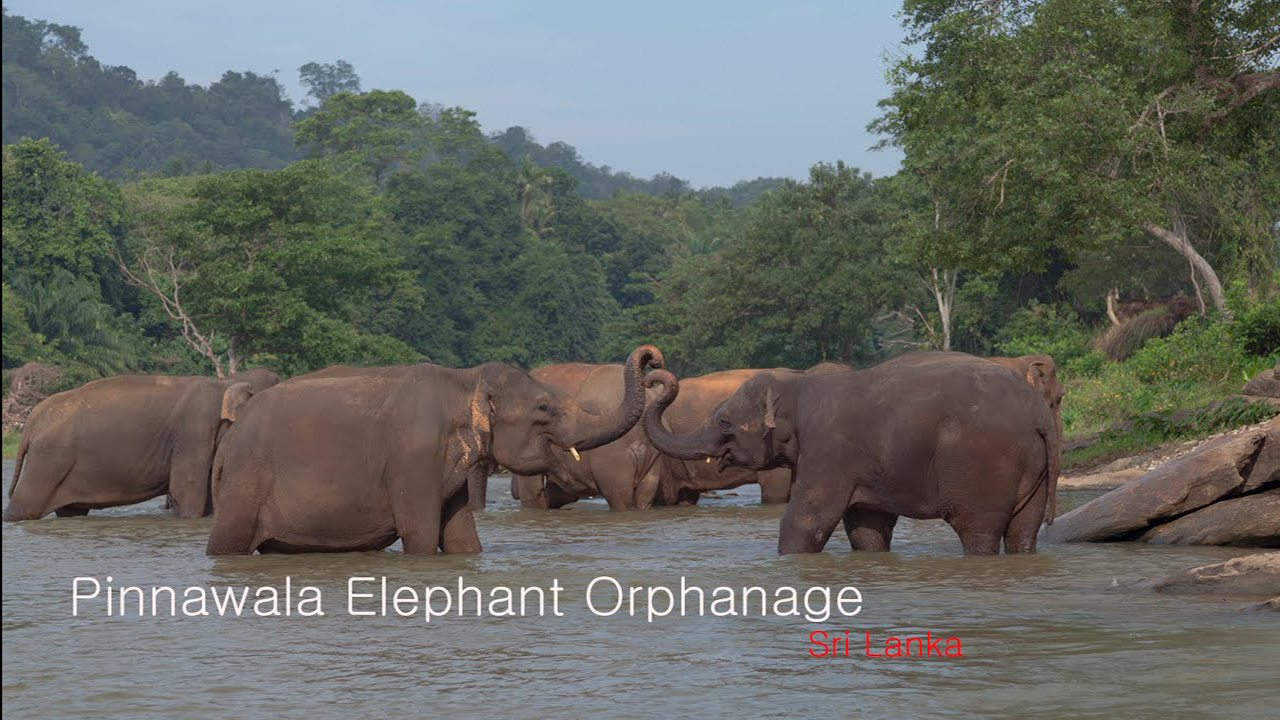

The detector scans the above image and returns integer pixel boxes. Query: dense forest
[3,3,1278,453]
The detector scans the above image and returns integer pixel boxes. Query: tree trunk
[1106,287,1121,326]
[926,268,957,351]
[1143,221,1227,316]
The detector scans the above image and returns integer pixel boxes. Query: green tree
[645,163,902,373]
[875,0,1280,318]
[298,60,361,104]
[293,90,424,184]
[119,161,417,375]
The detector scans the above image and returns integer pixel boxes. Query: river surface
[3,459,1277,719]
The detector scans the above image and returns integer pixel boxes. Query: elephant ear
[469,378,494,436]
[1024,361,1047,388]
[220,382,255,423]
[763,384,779,430]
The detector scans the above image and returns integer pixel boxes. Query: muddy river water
[3,459,1277,719]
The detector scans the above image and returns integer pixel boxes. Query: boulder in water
[1139,553,1280,596]
[1138,488,1280,547]
[1043,421,1277,543]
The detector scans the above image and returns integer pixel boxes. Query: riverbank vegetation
[3,4,1277,459]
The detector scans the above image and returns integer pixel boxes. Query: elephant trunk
[557,345,663,453]
[641,370,721,461]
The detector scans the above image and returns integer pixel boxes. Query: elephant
[642,352,1059,555]
[988,354,1064,519]
[290,364,496,511]
[510,366,794,510]
[204,346,663,555]
[5,369,280,521]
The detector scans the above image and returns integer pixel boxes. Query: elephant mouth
[714,450,733,472]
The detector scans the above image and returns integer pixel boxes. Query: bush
[1127,316,1255,387]
[1232,294,1279,358]
[995,301,1092,368]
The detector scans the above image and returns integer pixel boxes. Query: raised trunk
[1144,221,1227,316]
[641,370,724,461]
[558,345,663,452]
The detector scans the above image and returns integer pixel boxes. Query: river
[3,459,1277,719]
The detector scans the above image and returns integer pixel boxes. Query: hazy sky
[9,1,908,187]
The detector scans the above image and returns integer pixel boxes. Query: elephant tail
[8,432,31,499]
[1037,421,1061,526]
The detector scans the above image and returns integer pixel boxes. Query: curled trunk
[641,370,723,461]
[558,345,663,452]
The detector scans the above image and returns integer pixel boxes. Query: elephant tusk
[705,457,711,464]
[570,447,581,462]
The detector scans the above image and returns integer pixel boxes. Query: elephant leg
[758,470,793,504]
[633,467,661,510]
[466,470,488,512]
[598,471,636,511]
[389,466,444,555]
[950,512,1008,555]
[1003,470,1049,554]
[4,450,75,521]
[778,460,853,554]
[169,438,215,518]
[55,506,90,517]
[205,492,262,555]
[842,508,897,551]
[439,490,482,553]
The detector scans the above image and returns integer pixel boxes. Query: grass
[2,431,20,459]
[1063,393,1277,471]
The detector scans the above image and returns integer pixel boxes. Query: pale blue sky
[8,1,908,187]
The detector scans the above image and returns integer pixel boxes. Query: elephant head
[219,369,281,423]
[478,345,663,475]
[642,369,798,472]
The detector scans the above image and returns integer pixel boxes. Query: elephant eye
[536,402,550,414]
[718,416,733,433]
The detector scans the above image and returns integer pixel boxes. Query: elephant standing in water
[206,346,663,555]
[5,369,280,520]
[511,366,792,510]
[642,352,1058,555]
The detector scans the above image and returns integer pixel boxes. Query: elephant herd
[5,346,1064,556]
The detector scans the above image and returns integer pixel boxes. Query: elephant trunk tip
[630,344,665,372]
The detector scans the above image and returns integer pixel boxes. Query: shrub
[995,301,1092,367]
[1127,316,1251,387]
[1232,295,1279,358]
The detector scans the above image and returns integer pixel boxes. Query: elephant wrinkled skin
[5,369,280,520]
[643,352,1059,555]
[205,346,662,555]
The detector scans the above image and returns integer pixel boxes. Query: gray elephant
[642,352,1058,555]
[5,369,279,520]
[205,346,662,555]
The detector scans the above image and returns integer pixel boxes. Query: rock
[1242,420,1280,493]
[1247,596,1280,612]
[1043,421,1275,543]
[1138,488,1280,547]
[1241,363,1280,398]
[1058,467,1146,490]
[1140,553,1280,596]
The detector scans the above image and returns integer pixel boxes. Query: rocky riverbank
[1045,418,1279,546]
